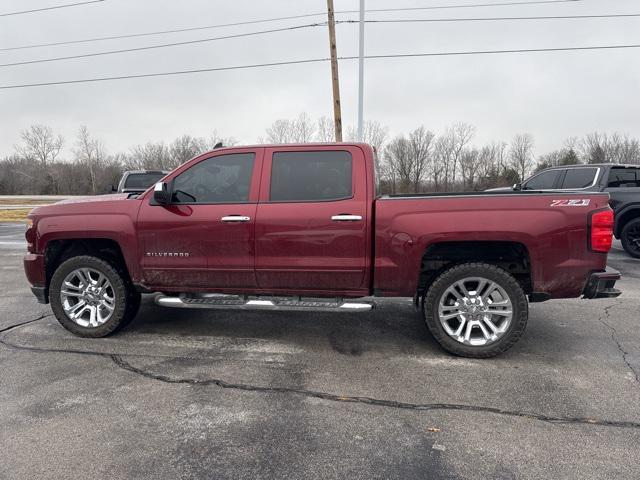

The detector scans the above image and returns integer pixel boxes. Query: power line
[366,0,587,11]
[0,23,326,68]
[0,0,587,51]
[0,0,105,17]
[2,11,632,69]
[359,13,640,23]
[1,43,638,90]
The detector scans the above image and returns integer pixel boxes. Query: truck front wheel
[49,255,141,337]
[423,263,528,358]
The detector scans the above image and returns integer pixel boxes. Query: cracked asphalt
[0,223,639,479]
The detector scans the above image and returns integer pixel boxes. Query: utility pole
[326,0,342,142]
[357,0,365,142]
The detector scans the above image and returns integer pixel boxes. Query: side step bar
[155,293,373,312]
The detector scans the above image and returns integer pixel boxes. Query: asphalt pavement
[0,223,638,479]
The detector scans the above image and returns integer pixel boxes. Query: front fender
[614,203,640,237]
[36,213,141,282]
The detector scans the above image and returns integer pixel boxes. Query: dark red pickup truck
[24,143,621,357]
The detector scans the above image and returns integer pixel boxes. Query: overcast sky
[1,0,638,158]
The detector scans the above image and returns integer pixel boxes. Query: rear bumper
[582,268,622,299]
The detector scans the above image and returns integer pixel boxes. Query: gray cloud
[1,0,638,156]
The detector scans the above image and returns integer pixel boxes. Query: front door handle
[221,215,251,222]
[331,214,362,222]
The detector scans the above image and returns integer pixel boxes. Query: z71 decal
[550,199,591,207]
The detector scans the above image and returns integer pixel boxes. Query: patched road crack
[0,313,52,335]
[599,302,639,385]
[3,316,640,431]
[110,354,640,430]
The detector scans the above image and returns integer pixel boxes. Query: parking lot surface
[1,223,638,479]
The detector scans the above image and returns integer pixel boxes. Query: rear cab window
[269,151,352,202]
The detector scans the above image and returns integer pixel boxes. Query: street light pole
[357,0,365,142]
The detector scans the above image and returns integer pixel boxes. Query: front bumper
[30,286,48,304]
[24,253,48,304]
[582,268,622,299]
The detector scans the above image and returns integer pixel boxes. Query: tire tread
[49,255,139,337]
[423,262,528,358]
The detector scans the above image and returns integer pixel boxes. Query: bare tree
[407,126,435,192]
[291,113,316,143]
[73,126,106,194]
[580,132,607,164]
[15,124,64,169]
[431,136,451,192]
[264,113,316,144]
[475,142,508,189]
[13,124,64,193]
[579,132,640,164]
[127,142,171,170]
[382,127,434,193]
[459,148,482,190]
[169,135,207,168]
[509,133,535,181]
[206,129,237,149]
[346,120,389,152]
[383,137,411,193]
[435,123,476,191]
[0,155,32,194]
[264,119,292,144]
[316,116,335,142]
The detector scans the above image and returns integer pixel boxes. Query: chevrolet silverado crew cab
[24,143,621,358]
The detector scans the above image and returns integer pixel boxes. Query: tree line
[1,116,639,195]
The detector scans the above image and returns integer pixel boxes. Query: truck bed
[374,190,611,297]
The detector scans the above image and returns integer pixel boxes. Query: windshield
[123,172,165,190]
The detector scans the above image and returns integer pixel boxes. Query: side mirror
[111,185,117,192]
[153,182,171,204]
[513,183,523,191]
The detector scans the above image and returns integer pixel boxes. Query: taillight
[25,218,36,253]
[590,209,614,253]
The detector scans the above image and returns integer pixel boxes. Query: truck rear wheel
[422,262,528,358]
[621,218,640,258]
[49,255,141,337]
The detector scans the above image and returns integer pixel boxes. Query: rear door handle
[331,215,362,222]
[221,215,251,222]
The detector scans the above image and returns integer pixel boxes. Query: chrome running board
[155,293,373,312]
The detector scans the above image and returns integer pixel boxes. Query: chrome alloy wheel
[437,276,513,347]
[60,267,116,327]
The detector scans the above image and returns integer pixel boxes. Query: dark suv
[514,164,640,258]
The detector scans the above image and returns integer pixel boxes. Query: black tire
[423,262,528,358]
[49,255,140,337]
[621,218,640,259]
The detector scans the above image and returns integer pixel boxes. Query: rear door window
[561,168,598,189]
[523,170,561,190]
[270,151,352,202]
